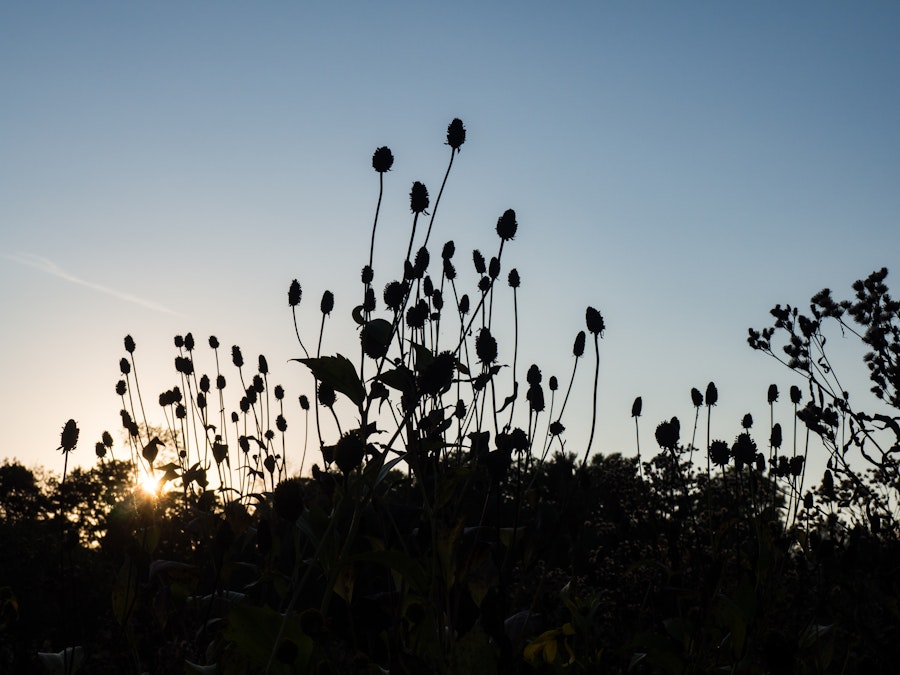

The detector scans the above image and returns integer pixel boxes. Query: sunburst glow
[138,471,160,496]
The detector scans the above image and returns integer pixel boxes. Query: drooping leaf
[292,354,365,407]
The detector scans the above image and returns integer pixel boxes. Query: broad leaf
[293,354,365,407]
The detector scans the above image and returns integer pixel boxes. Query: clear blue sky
[2,2,898,478]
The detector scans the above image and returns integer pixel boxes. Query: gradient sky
[2,2,899,480]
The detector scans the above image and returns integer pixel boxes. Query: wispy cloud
[5,252,184,316]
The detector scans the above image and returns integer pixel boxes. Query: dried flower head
[488,256,500,280]
[124,335,135,353]
[446,118,466,150]
[770,423,783,449]
[274,384,284,400]
[496,209,518,241]
[273,476,305,522]
[631,396,642,417]
[383,281,405,311]
[119,358,131,375]
[289,279,303,307]
[363,287,376,313]
[585,306,605,336]
[742,413,753,430]
[409,181,430,214]
[655,417,680,450]
[361,265,374,285]
[705,382,718,407]
[549,376,558,391]
[199,374,210,393]
[276,414,287,432]
[299,395,310,411]
[691,387,703,407]
[527,383,545,413]
[573,331,586,358]
[790,385,802,404]
[102,431,113,448]
[59,419,79,454]
[334,433,366,474]
[209,335,220,349]
[184,333,195,351]
[458,294,470,315]
[232,346,244,368]
[709,440,730,467]
[216,374,226,390]
[476,328,498,365]
[442,240,455,259]
[258,355,269,375]
[472,249,486,274]
[413,246,430,278]
[508,269,520,288]
[95,441,106,459]
[372,146,394,173]
[116,380,127,396]
[526,364,542,386]
[767,384,779,404]
[318,382,336,408]
[174,335,184,349]
[320,290,335,315]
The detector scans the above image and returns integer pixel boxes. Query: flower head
[585,306,605,336]
[59,419,79,454]
[409,181,429,214]
[288,279,302,307]
[476,328,498,365]
[124,335,135,354]
[372,146,394,173]
[496,209,518,241]
[446,118,466,150]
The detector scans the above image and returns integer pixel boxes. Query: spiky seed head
[472,249,486,274]
[790,385,802,404]
[409,181,429,214]
[320,290,334,315]
[209,335,220,349]
[184,333,195,352]
[258,355,268,375]
[446,118,466,150]
[288,279,302,307]
[573,331,586,358]
[705,382,718,407]
[585,306,605,336]
[372,146,394,173]
[442,240,455,259]
[508,269,520,288]
[742,413,753,430]
[116,380,126,396]
[767,384,779,404]
[526,364,541,386]
[217,374,226,390]
[631,396,642,418]
[59,419,79,454]
[549,376,558,391]
[496,209,517,241]
[488,256,500,280]
[232,346,244,368]
[124,335,135,353]
[771,423,783,449]
[361,265,374,284]
[691,387,703,407]
[476,328,498,365]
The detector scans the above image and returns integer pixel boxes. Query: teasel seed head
[446,118,466,150]
[288,279,302,307]
[585,306,605,336]
[508,269,520,288]
[476,328,498,365]
[573,331,586,358]
[372,146,394,173]
[631,396,642,417]
[232,346,244,368]
[705,382,718,407]
[409,181,429,214]
[124,335,135,353]
[320,290,334,316]
[691,387,703,408]
[496,209,517,241]
[209,335,219,349]
[59,419,79,454]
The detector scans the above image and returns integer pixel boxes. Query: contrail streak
[5,252,184,316]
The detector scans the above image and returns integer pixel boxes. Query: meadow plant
[17,123,900,674]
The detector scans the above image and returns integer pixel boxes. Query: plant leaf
[292,354,365,407]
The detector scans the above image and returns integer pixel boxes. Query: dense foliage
[2,121,898,674]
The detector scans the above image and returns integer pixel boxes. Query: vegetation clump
[2,120,899,674]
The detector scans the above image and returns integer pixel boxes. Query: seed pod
[288,279,302,307]
[372,146,394,173]
[446,118,466,150]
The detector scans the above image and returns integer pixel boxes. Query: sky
[2,2,899,482]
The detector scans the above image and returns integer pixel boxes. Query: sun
[137,471,160,497]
